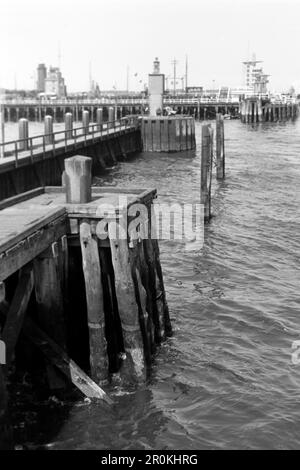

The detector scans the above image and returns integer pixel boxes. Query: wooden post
[258,100,263,122]
[97,108,103,130]
[2,265,34,365]
[44,115,53,144]
[216,114,225,180]
[82,110,89,134]
[108,107,114,129]
[201,124,213,221]
[108,220,146,382]
[33,244,67,389]
[145,206,172,340]
[253,102,257,123]
[65,112,73,140]
[240,100,245,123]
[64,155,92,204]
[80,220,108,383]
[0,360,12,449]
[18,118,29,151]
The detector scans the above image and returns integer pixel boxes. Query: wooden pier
[1,98,240,123]
[0,156,171,448]
[0,117,142,200]
[240,98,298,123]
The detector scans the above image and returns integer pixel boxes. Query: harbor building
[36,64,67,98]
[44,66,67,98]
[37,63,47,93]
[243,54,269,95]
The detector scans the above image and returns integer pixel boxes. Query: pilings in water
[201,124,213,222]
[64,156,171,384]
[216,114,225,180]
[201,116,226,221]
[141,116,196,152]
[240,98,298,123]
[0,155,172,446]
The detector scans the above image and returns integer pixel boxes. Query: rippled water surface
[8,119,300,449]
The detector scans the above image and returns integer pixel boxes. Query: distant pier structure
[141,58,196,152]
[240,98,298,123]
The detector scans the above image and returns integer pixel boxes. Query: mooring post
[201,124,213,221]
[109,219,147,383]
[44,115,54,145]
[82,110,90,134]
[253,102,257,123]
[64,155,92,204]
[18,118,29,151]
[216,113,225,180]
[257,99,263,122]
[65,112,73,140]
[108,107,114,129]
[96,108,103,131]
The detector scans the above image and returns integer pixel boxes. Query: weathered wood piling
[0,155,172,447]
[201,125,213,222]
[201,115,226,221]
[216,114,225,180]
[240,98,298,123]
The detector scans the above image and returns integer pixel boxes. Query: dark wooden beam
[2,264,34,364]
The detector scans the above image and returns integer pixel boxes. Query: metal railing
[164,97,240,105]
[3,97,241,106]
[3,98,147,106]
[0,116,139,166]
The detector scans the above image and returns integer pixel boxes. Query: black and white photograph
[0,0,299,454]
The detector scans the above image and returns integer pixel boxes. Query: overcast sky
[0,0,299,92]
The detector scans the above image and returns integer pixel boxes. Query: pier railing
[0,116,139,165]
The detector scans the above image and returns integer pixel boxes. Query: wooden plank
[0,207,66,254]
[22,317,113,404]
[0,187,45,211]
[0,214,67,282]
[80,220,108,383]
[180,119,187,151]
[168,119,176,152]
[2,265,34,364]
[160,119,169,152]
[175,119,181,152]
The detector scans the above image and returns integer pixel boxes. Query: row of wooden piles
[240,99,298,123]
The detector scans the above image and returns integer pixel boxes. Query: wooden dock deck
[0,118,138,170]
[0,118,142,201]
[0,185,154,281]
